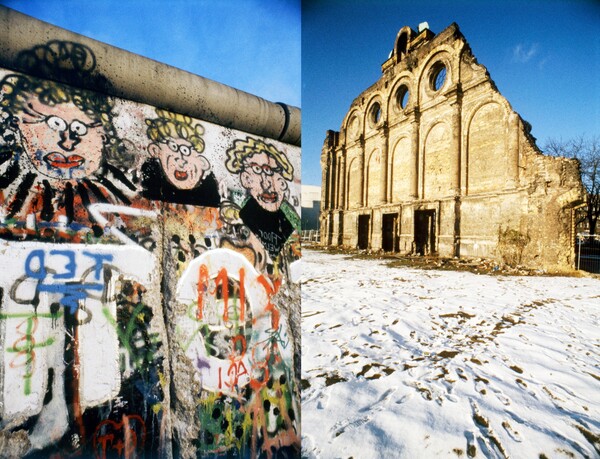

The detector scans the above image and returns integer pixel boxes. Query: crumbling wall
[0,17,300,459]
[320,22,584,271]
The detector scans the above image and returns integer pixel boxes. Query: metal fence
[301,230,320,244]
[576,233,600,273]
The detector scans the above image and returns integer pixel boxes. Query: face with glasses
[240,151,288,212]
[148,136,210,190]
[17,96,105,180]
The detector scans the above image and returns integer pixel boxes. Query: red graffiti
[196,264,247,324]
[196,264,209,320]
[218,335,249,390]
[257,275,281,329]
[9,316,39,371]
[214,268,230,322]
[92,414,146,459]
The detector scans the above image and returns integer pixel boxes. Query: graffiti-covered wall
[0,33,301,459]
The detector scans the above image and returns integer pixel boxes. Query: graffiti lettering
[92,414,147,459]
[179,249,299,457]
[23,249,113,313]
[0,54,300,457]
[178,249,277,394]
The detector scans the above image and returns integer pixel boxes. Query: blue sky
[302,0,600,185]
[0,0,301,108]
[2,1,599,187]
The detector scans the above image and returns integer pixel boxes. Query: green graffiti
[4,313,59,395]
[196,366,299,457]
[102,296,161,377]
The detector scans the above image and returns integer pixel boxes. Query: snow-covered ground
[301,250,600,459]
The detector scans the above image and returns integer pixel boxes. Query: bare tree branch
[544,135,600,234]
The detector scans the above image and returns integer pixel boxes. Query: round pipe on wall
[0,6,300,146]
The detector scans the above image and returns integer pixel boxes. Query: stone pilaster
[507,112,520,188]
[409,110,420,199]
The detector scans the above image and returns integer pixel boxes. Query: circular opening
[430,63,447,92]
[396,85,410,109]
[370,102,382,126]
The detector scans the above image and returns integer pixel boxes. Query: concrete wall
[0,7,300,459]
[320,23,585,271]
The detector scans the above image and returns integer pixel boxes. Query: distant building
[320,23,585,270]
[302,185,321,230]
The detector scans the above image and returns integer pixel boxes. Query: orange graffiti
[196,264,209,320]
[213,268,229,322]
[198,264,247,324]
[257,275,282,329]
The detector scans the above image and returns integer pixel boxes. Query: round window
[430,62,447,92]
[396,85,410,109]
[370,102,382,126]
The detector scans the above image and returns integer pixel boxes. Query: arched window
[396,32,408,60]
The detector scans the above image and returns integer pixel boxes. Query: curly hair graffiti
[0,73,136,237]
[141,108,220,206]
[226,136,298,259]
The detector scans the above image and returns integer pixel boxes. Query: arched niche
[393,26,415,63]
[344,110,362,143]
[466,102,507,194]
[366,148,381,207]
[347,157,361,208]
[423,122,452,199]
[391,136,412,202]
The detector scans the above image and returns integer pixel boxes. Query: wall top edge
[0,6,300,146]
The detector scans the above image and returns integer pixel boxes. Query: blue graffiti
[23,249,114,314]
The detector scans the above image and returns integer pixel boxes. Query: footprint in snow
[501,420,523,442]
[455,367,469,381]
[475,433,494,458]
[358,387,397,413]
[490,385,511,406]
[301,434,321,459]
[329,415,371,439]
[395,392,413,404]
[464,431,478,458]
[445,393,459,403]
[330,388,398,439]
[317,392,330,410]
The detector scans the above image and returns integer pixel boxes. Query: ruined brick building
[320,22,585,270]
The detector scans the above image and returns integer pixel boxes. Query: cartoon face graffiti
[0,73,135,226]
[226,137,294,213]
[148,137,209,190]
[17,96,104,179]
[145,109,211,191]
[240,151,289,212]
[225,137,299,260]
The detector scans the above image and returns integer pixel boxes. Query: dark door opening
[382,213,398,252]
[357,215,370,250]
[337,214,344,246]
[414,210,436,255]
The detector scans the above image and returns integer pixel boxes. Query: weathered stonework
[320,23,585,271]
